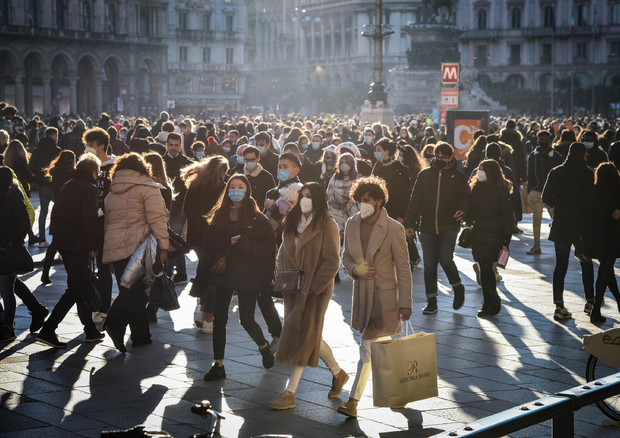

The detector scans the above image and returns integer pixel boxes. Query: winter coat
[372,159,411,220]
[586,146,608,170]
[275,216,340,367]
[342,209,412,340]
[298,155,321,184]
[404,158,470,234]
[246,167,276,209]
[194,211,276,292]
[583,185,620,259]
[499,128,526,182]
[526,147,563,193]
[469,184,513,263]
[163,153,193,216]
[260,149,279,179]
[541,155,594,244]
[61,127,86,157]
[0,185,30,247]
[109,138,130,156]
[30,137,61,186]
[103,169,170,264]
[9,168,34,226]
[499,162,522,222]
[183,182,225,249]
[50,172,100,253]
[50,165,74,197]
[317,162,337,190]
[327,174,359,233]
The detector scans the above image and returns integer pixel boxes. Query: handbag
[83,259,102,313]
[273,269,303,293]
[457,226,473,248]
[149,273,180,311]
[0,243,34,275]
[497,245,510,269]
[371,323,438,407]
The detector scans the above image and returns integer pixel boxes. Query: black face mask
[434,160,447,170]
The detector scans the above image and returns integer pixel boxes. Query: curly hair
[350,175,389,204]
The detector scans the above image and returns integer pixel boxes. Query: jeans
[593,258,620,309]
[419,230,462,298]
[0,275,16,330]
[38,185,54,241]
[165,212,186,278]
[213,288,268,360]
[14,278,44,313]
[104,258,151,342]
[42,250,98,335]
[552,240,594,306]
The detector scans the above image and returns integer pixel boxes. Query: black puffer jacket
[541,155,594,244]
[405,159,470,234]
[183,182,225,249]
[469,184,513,262]
[50,171,100,253]
[372,159,411,220]
[30,137,61,186]
[526,146,563,193]
[193,212,276,292]
[583,185,620,259]
[0,185,30,247]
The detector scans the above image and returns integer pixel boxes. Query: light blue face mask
[228,189,246,203]
[195,151,206,158]
[258,146,266,155]
[277,169,290,182]
[364,135,373,144]
[237,155,245,165]
[311,141,320,150]
[245,161,257,171]
[340,163,351,173]
[223,146,231,154]
[374,151,384,162]
[300,142,308,150]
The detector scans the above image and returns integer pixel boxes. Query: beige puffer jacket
[103,169,170,264]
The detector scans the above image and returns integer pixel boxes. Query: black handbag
[149,273,180,311]
[457,226,473,249]
[273,269,303,293]
[83,259,102,312]
[0,243,34,275]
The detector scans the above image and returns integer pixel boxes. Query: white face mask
[300,197,313,214]
[360,202,376,219]
[84,146,97,155]
[477,170,488,182]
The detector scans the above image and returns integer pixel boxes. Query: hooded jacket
[30,137,61,186]
[103,169,170,263]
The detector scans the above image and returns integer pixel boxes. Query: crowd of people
[0,102,619,416]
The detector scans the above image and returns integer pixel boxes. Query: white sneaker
[38,241,50,248]
[92,312,107,324]
[201,321,214,334]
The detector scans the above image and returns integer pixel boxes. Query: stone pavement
[1,193,619,438]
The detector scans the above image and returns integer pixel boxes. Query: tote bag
[371,326,438,407]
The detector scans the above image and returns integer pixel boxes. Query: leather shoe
[105,326,126,353]
[337,398,358,418]
[328,370,349,398]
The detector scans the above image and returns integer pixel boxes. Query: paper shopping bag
[371,332,438,407]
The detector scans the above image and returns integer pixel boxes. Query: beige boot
[269,391,296,410]
[337,398,358,418]
[328,369,349,398]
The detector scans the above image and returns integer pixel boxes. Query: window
[575,41,587,59]
[575,4,588,27]
[179,12,187,30]
[510,44,521,65]
[613,4,620,25]
[543,5,555,28]
[107,3,116,33]
[203,13,211,31]
[222,77,238,93]
[475,45,488,66]
[226,15,233,34]
[180,46,188,63]
[511,7,521,29]
[507,74,524,88]
[0,0,9,25]
[609,41,620,58]
[226,48,234,64]
[55,0,65,28]
[82,1,90,32]
[175,77,192,93]
[541,43,552,64]
[198,77,214,93]
[28,0,38,27]
[203,47,211,63]
[476,9,487,30]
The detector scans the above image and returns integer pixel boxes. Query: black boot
[590,306,606,323]
[423,297,438,314]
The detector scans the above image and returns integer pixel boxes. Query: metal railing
[434,372,620,437]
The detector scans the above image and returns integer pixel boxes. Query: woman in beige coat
[269,182,349,410]
[338,176,412,417]
[102,153,170,353]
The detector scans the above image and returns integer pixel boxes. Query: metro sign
[441,63,459,84]
[440,88,459,108]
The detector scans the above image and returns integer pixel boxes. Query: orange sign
[440,88,459,108]
[453,119,482,160]
[441,63,459,84]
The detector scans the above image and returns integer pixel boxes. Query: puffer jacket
[404,158,470,234]
[103,169,170,264]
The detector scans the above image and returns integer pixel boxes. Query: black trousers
[95,247,113,313]
[42,250,98,335]
[479,260,500,308]
[213,288,268,360]
[104,258,150,342]
[14,278,44,312]
[257,290,282,339]
[552,240,594,305]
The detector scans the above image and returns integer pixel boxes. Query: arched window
[107,3,116,33]
[506,74,524,89]
[511,7,521,29]
[477,9,487,30]
[82,1,91,32]
[28,0,38,27]
[56,0,65,29]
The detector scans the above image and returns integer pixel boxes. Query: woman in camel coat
[269,182,349,410]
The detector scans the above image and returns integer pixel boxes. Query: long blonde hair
[4,140,30,168]
[144,152,170,186]
[181,155,228,189]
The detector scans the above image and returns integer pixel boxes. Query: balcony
[222,31,243,40]
[474,57,488,67]
[608,54,620,63]
[508,56,521,66]
[461,29,501,41]
[168,62,250,72]
[176,29,214,40]
[573,56,588,64]
[540,56,552,65]
[0,24,165,44]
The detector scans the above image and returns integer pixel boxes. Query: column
[341,14,346,57]
[129,76,137,116]
[320,18,325,60]
[94,73,102,113]
[69,72,77,115]
[43,72,52,114]
[330,17,335,58]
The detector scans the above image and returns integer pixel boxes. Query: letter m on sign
[441,63,459,84]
